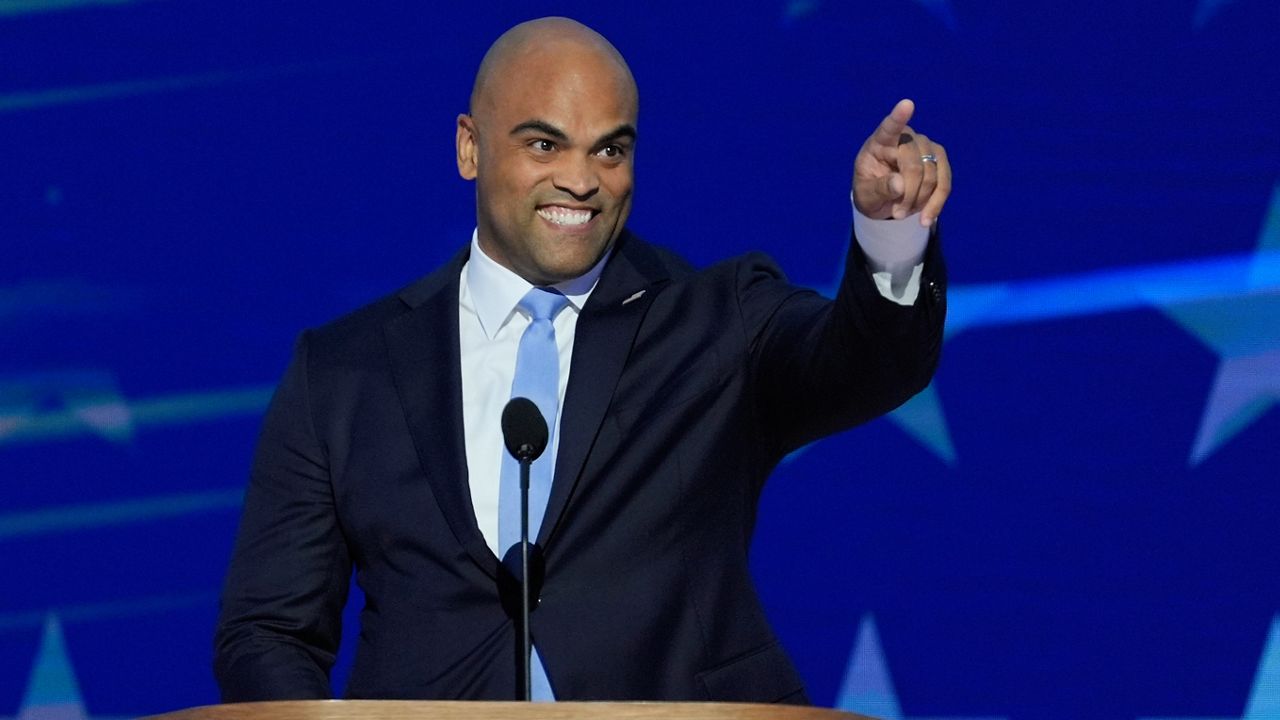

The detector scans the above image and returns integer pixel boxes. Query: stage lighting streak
[947,250,1280,337]
[781,0,957,29]
[0,280,139,323]
[0,594,217,633]
[914,0,958,29]
[818,250,1280,339]
[0,59,353,114]
[0,489,243,541]
[0,385,273,446]
[0,0,157,16]
[859,247,1280,465]
[1194,0,1239,27]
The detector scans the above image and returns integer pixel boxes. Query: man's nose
[551,155,599,200]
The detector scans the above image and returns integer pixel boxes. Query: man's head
[456,17,638,286]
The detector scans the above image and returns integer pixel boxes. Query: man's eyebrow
[509,120,569,140]
[597,124,637,145]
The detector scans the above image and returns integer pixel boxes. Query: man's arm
[213,333,351,701]
[747,100,950,453]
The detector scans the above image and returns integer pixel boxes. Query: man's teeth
[538,207,593,226]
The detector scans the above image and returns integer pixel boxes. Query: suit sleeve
[213,332,351,701]
[745,227,946,455]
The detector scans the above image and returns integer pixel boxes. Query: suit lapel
[384,248,499,579]
[538,233,668,548]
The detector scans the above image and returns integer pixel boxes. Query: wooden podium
[144,701,875,720]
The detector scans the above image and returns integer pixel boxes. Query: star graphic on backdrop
[1155,183,1280,465]
[2,614,123,720]
[837,614,1006,720]
[1138,613,1280,720]
[798,178,1280,467]
[782,0,958,30]
[882,283,1009,466]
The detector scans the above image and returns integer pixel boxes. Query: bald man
[214,17,949,704]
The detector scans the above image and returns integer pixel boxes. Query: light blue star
[1244,615,1280,719]
[837,614,1006,720]
[9,615,88,720]
[883,283,1010,467]
[837,615,903,718]
[886,384,956,465]
[1138,613,1280,720]
[5,615,131,720]
[806,231,1280,465]
[1158,183,1280,465]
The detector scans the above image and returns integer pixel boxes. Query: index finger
[869,98,916,150]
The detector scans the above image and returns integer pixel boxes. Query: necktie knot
[520,287,570,323]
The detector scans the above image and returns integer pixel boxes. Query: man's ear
[456,114,478,180]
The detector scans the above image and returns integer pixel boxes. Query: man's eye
[531,139,556,152]
[598,145,624,158]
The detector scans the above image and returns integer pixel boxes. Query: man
[214,17,950,704]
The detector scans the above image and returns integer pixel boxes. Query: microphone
[502,397,548,462]
[500,396,548,701]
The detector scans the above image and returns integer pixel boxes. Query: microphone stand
[518,447,533,702]
[502,396,546,702]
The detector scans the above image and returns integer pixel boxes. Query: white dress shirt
[459,233,610,553]
[459,208,929,554]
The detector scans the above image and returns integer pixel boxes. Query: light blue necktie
[499,287,569,701]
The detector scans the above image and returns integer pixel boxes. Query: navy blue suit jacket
[213,228,946,703]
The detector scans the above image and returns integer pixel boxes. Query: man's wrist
[851,192,930,305]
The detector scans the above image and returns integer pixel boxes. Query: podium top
[144,701,876,720]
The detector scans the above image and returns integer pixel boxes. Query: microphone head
[501,397,548,461]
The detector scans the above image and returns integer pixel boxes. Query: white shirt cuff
[851,194,929,306]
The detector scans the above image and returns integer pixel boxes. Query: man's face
[457,42,637,286]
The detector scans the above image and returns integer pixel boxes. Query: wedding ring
[920,154,938,164]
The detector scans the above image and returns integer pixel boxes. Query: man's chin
[530,250,610,285]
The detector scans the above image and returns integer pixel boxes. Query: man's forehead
[474,62,637,140]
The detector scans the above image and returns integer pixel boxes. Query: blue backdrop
[2,2,1277,719]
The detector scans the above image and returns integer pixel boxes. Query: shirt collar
[465,228,612,340]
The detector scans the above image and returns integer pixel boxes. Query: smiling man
[214,17,950,705]
[458,20,638,286]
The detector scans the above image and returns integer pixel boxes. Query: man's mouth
[537,205,595,227]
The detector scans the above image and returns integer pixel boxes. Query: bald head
[454,17,639,286]
[469,17,637,117]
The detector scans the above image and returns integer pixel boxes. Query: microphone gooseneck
[500,396,548,701]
